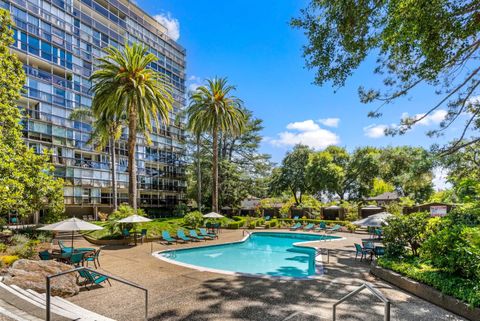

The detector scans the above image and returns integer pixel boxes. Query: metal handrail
[333,282,390,321]
[46,266,148,321]
[242,229,251,237]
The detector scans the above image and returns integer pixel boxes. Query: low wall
[370,265,480,321]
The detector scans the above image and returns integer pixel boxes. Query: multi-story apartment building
[2,0,187,218]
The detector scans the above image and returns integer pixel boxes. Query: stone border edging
[370,264,480,321]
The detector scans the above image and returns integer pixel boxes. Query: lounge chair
[293,216,299,220]
[354,243,372,261]
[84,249,101,268]
[189,230,206,241]
[326,224,341,233]
[303,223,314,231]
[290,222,302,230]
[58,240,73,253]
[315,222,327,232]
[176,229,191,243]
[264,216,271,221]
[199,228,217,239]
[77,269,111,289]
[161,231,177,244]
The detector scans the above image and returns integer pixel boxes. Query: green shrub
[107,204,147,235]
[0,243,7,253]
[383,212,430,257]
[345,222,357,232]
[378,257,480,308]
[183,211,204,228]
[421,225,480,279]
[226,221,242,229]
[265,219,278,229]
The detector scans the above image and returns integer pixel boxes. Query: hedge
[277,218,350,226]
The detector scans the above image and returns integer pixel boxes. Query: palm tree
[69,108,123,211]
[90,43,173,210]
[186,78,246,212]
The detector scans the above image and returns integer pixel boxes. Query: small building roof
[365,191,400,201]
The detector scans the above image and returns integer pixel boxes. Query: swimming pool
[154,232,341,278]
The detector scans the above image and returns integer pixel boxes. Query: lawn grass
[378,256,480,308]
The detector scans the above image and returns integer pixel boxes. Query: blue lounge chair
[326,224,341,233]
[199,228,217,239]
[77,269,111,289]
[189,230,206,241]
[290,222,302,230]
[293,216,299,220]
[264,216,271,221]
[161,231,176,244]
[303,223,314,231]
[84,249,101,268]
[58,240,73,253]
[176,229,191,242]
[315,222,327,232]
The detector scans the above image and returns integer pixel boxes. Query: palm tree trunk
[196,134,202,211]
[110,137,118,211]
[212,125,219,212]
[128,105,138,211]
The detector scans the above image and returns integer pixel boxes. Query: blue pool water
[159,232,340,278]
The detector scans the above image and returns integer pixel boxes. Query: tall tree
[186,78,246,212]
[292,1,480,153]
[307,146,380,200]
[0,10,64,222]
[69,108,123,211]
[379,146,434,202]
[270,144,312,204]
[90,44,173,210]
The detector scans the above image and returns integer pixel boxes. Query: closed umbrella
[38,217,103,249]
[117,215,152,245]
[352,212,393,227]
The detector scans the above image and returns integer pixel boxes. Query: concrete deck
[67,229,466,321]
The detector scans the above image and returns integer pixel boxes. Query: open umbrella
[117,215,152,245]
[38,217,103,249]
[352,212,393,227]
[203,212,224,218]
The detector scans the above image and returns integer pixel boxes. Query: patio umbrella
[117,215,152,245]
[352,212,393,227]
[37,217,103,249]
[203,212,224,218]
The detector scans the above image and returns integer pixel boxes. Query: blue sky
[138,0,465,168]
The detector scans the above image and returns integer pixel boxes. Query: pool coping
[152,231,345,280]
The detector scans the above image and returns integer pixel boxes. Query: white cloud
[432,167,451,191]
[187,75,202,93]
[363,124,388,138]
[402,109,447,126]
[270,120,340,150]
[318,117,340,128]
[154,13,180,41]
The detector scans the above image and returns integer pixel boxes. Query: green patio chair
[122,228,130,238]
[176,229,191,243]
[68,252,85,266]
[303,223,315,231]
[38,250,52,260]
[189,230,206,241]
[326,224,341,233]
[199,228,217,239]
[84,249,101,268]
[354,243,371,261]
[77,268,111,290]
[161,231,176,244]
[290,222,302,230]
[140,229,147,244]
[374,246,385,258]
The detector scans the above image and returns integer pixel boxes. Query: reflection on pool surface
[157,232,341,278]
